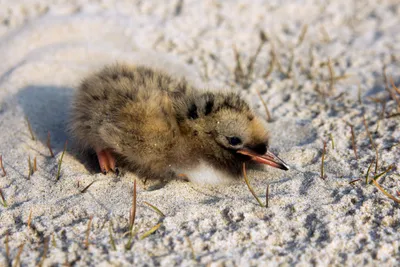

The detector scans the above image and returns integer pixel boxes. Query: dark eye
[227,136,242,146]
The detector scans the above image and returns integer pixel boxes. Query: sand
[0,0,399,266]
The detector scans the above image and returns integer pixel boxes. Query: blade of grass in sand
[143,201,165,217]
[0,188,7,207]
[242,163,265,207]
[38,236,50,267]
[0,155,6,176]
[47,132,54,157]
[365,160,374,185]
[14,243,25,267]
[84,216,93,249]
[27,209,33,228]
[265,184,270,208]
[185,236,196,261]
[80,181,96,193]
[371,178,400,203]
[140,223,162,240]
[56,141,68,181]
[369,165,394,185]
[109,221,117,251]
[320,141,327,179]
[129,180,137,232]
[25,117,35,141]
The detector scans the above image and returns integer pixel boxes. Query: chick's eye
[227,136,242,146]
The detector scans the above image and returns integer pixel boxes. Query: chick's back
[69,64,189,165]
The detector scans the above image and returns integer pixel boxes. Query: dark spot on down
[205,98,214,115]
[187,103,198,119]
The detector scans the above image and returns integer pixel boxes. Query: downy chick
[69,64,289,183]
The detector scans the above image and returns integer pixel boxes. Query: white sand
[0,0,399,266]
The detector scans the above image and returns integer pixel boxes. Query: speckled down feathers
[69,64,269,181]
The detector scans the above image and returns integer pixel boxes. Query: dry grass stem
[25,117,35,141]
[84,216,93,249]
[52,233,56,248]
[371,178,400,203]
[263,49,275,79]
[362,115,375,149]
[5,232,10,260]
[27,209,33,228]
[349,179,361,185]
[129,180,137,232]
[56,140,68,181]
[320,141,327,179]
[143,201,165,217]
[242,163,265,207]
[369,165,394,184]
[0,188,7,207]
[80,181,96,193]
[255,89,272,121]
[33,157,37,172]
[28,156,32,179]
[0,155,6,176]
[327,58,335,94]
[383,66,400,109]
[374,147,379,174]
[14,243,25,267]
[390,76,400,94]
[38,236,50,267]
[297,24,308,46]
[185,236,196,261]
[109,221,117,251]
[139,223,162,240]
[265,184,269,208]
[365,160,374,184]
[349,124,358,159]
[47,132,54,157]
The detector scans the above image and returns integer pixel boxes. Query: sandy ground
[0,0,400,266]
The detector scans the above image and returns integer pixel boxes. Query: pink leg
[96,149,117,174]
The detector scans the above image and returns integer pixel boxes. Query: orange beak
[237,148,289,171]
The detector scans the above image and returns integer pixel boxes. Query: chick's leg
[96,148,117,174]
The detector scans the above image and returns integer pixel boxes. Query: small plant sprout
[139,223,162,240]
[320,140,327,179]
[0,155,6,176]
[242,163,265,207]
[56,140,68,181]
[47,132,54,157]
[0,188,8,207]
[109,220,117,251]
[143,201,166,217]
[25,116,35,141]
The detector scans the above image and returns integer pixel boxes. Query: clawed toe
[96,148,118,175]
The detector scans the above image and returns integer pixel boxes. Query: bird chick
[69,64,289,183]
